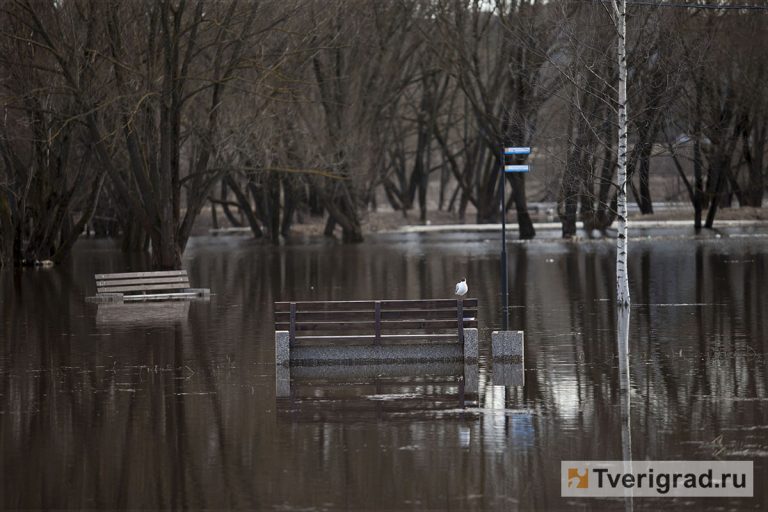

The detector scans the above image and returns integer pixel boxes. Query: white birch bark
[612,0,631,309]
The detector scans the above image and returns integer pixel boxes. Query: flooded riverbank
[1,232,766,510]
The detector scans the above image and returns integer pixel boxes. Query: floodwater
[1,229,766,510]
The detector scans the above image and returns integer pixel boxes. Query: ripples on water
[1,231,766,510]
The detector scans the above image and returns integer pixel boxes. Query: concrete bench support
[275,328,478,366]
[464,327,478,362]
[491,330,524,363]
[491,330,524,386]
[275,331,290,366]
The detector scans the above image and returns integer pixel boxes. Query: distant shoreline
[387,218,768,235]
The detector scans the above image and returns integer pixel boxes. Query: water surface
[1,231,766,510]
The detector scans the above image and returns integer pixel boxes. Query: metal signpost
[500,146,530,330]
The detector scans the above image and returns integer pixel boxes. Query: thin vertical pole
[499,148,509,331]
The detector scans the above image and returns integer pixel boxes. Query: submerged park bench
[86,270,210,303]
[274,298,479,365]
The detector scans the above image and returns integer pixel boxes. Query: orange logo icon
[568,468,589,489]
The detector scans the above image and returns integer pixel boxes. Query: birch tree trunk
[612,0,631,309]
[614,5,632,476]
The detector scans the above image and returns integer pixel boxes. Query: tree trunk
[596,141,616,231]
[559,157,579,238]
[342,224,364,243]
[747,144,764,207]
[324,215,336,237]
[704,159,727,229]
[613,0,630,308]
[52,173,106,263]
[224,176,262,238]
[508,174,535,239]
[151,231,181,270]
[458,191,469,222]
[220,180,243,227]
[338,191,364,243]
[475,154,498,223]
[0,192,13,269]
[309,188,324,217]
[744,123,766,207]
[281,178,295,238]
[439,163,449,211]
[121,219,148,253]
[560,193,578,238]
[637,149,653,214]
[419,165,428,224]
[269,173,280,244]
[693,130,703,231]
[474,199,496,223]
[210,201,218,230]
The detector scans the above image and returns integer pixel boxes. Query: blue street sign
[504,165,529,172]
[504,147,531,155]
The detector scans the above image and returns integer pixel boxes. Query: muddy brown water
[1,231,766,510]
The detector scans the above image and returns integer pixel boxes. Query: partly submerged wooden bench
[274,298,479,365]
[86,270,210,303]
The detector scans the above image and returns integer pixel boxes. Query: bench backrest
[274,299,478,346]
[95,270,190,295]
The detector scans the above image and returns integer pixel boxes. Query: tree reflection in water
[618,305,633,511]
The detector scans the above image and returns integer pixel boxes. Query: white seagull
[455,277,468,297]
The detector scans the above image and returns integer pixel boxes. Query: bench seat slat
[123,291,200,301]
[98,282,191,293]
[275,309,476,323]
[96,276,190,288]
[275,298,477,312]
[95,270,188,280]
[275,319,478,331]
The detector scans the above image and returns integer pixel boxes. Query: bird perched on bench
[455,277,468,297]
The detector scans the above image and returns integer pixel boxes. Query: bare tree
[554,3,618,238]
[430,0,563,236]
[379,53,452,223]
[295,1,421,242]
[0,1,105,267]
[666,9,768,229]
[10,0,295,268]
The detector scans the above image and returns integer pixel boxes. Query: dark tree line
[1,0,766,268]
